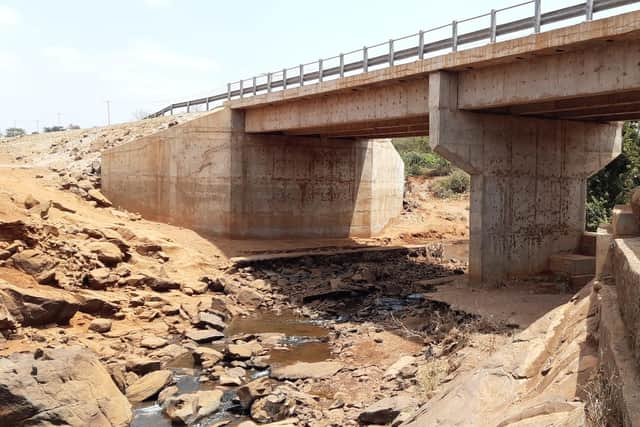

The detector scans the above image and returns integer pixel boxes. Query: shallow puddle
[227,309,332,367]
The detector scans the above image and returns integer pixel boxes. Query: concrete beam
[458,39,640,113]
[244,78,428,137]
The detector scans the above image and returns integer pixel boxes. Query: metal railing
[147,0,639,118]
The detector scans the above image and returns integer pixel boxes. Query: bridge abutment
[429,72,623,285]
[101,108,404,239]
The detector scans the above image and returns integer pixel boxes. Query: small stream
[131,310,332,426]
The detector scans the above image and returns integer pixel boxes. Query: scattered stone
[11,249,56,275]
[271,361,343,380]
[185,328,225,343]
[125,357,162,375]
[89,318,113,333]
[23,194,39,209]
[236,288,263,306]
[357,395,417,425]
[162,389,223,424]
[85,241,124,266]
[157,385,178,406]
[181,281,208,295]
[126,369,173,403]
[251,393,295,423]
[200,275,225,292]
[384,355,416,378]
[227,341,263,360]
[141,336,168,349]
[237,377,274,409]
[85,267,118,289]
[197,311,227,331]
[87,189,113,207]
[0,346,132,426]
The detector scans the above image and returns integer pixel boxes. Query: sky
[0,0,638,132]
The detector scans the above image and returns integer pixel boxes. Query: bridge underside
[102,10,640,286]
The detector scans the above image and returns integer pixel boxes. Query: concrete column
[429,72,622,285]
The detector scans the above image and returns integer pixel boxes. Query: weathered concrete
[429,71,622,284]
[102,108,404,239]
[611,237,640,369]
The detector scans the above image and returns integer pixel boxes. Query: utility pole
[105,100,111,126]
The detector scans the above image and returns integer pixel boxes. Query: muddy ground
[0,119,598,427]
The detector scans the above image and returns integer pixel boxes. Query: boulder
[89,318,112,333]
[0,220,37,245]
[0,280,79,326]
[126,369,173,403]
[271,361,343,380]
[125,357,162,375]
[237,377,274,409]
[11,249,56,275]
[162,389,223,424]
[23,194,40,209]
[84,267,118,290]
[357,395,417,425]
[0,346,132,426]
[85,241,123,266]
[76,289,120,316]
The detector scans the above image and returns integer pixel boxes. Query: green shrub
[433,169,470,198]
[399,150,452,177]
[586,196,611,232]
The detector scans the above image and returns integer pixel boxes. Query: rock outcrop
[0,346,132,427]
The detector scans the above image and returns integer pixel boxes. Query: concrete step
[549,253,596,276]
[579,232,597,257]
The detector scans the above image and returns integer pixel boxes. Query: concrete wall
[429,72,622,285]
[611,237,640,369]
[102,108,404,239]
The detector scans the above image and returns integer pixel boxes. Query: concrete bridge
[102,3,640,284]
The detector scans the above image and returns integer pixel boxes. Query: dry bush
[583,370,623,427]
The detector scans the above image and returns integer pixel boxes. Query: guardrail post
[282,68,287,89]
[389,39,395,66]
[490,9,497,42]
[363,46,368,72]
[418,30,425,60]
[452,21,458,52]
[586,0,594,21]
[227,83,231,100]
[318,59,323,82]
[205,98,209,111]
[339,53,344,78]
[170,105,174,115]
[534,0,541,33]
[252,76,257,95]
[186,101,191,113]
[299,64,304,86]
[239,80,244,98]
[267,73,272,93]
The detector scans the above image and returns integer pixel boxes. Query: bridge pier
[101,108,404,239]
[429,72,623,285]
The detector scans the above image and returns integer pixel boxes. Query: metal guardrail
[148,0,639,118]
